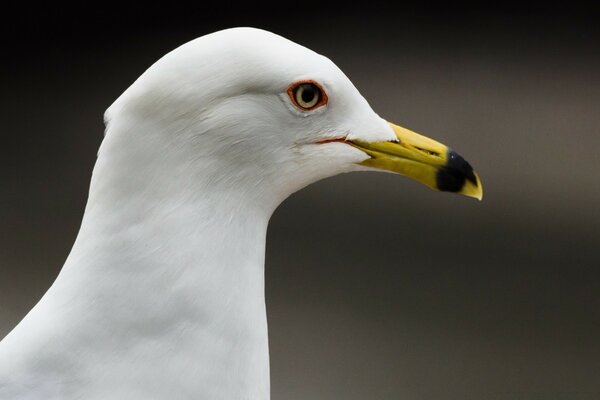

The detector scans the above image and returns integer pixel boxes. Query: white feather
[0,27,394,400]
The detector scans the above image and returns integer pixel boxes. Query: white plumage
[0,28,394,400]
[0,27,481,399]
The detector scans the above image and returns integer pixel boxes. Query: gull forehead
[116,28,351,106]
[110,27,384,149]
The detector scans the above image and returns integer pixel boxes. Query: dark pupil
[300,84,317,104]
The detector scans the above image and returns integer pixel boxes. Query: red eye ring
[287,80,328,111]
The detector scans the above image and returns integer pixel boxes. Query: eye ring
[287,80,328,111]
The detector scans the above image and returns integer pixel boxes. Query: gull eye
[288,81,328,111]
[295,84,319,108]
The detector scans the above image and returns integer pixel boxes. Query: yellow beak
[348,122,483,200]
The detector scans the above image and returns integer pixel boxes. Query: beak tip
[463,175,483,201]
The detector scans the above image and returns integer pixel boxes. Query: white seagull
[0,28,482,399]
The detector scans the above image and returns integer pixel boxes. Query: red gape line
[316,138,347,145]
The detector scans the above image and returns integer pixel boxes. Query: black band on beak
[436,150,478,193]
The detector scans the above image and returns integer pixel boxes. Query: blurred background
[1,3,599,399]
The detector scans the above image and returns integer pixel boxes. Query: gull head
[102,27,482,213]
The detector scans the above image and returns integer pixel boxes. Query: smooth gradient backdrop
[2,4,599,400]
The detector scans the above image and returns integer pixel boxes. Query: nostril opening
[415,146,440,157]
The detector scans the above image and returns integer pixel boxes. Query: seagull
[0,28,482,399]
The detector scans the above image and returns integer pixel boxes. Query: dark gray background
[1,4,599,399]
